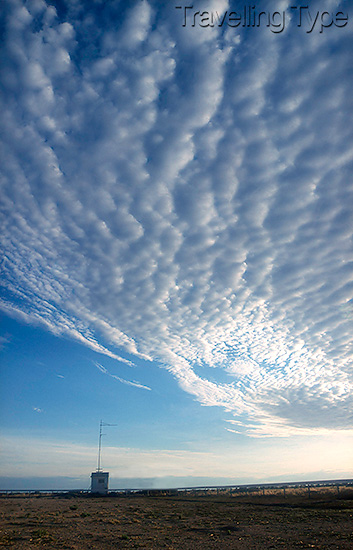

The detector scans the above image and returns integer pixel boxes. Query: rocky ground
[0,487,352,549]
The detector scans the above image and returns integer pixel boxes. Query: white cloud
[94,362,151,391]
[1,0,353,436]
[120,0,153,49]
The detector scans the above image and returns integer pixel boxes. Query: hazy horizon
[2,473,353,492]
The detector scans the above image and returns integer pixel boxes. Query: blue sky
[1,0,353,490]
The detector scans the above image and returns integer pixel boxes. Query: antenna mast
[96,420,117,471]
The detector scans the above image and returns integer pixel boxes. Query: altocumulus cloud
[1,0,353,436]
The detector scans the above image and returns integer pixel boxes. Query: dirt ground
[0,487,352,549]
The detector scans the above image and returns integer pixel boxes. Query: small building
[91,471,109,494]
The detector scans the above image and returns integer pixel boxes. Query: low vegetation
[0,486,352,549]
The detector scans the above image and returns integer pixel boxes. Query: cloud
[120,0,153,48]
[95,362,151,391]
[1,0,353,435]
[0,335,10,349]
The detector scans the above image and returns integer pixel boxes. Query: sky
[0,0,353,490]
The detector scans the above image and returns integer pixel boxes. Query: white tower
[90,420,116,494]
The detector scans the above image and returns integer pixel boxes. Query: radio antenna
[97,420,117,471]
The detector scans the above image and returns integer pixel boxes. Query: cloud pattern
[1,0,353,436]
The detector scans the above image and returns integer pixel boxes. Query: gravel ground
[0,489,352,549]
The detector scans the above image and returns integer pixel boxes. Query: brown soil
[0,488,352,549]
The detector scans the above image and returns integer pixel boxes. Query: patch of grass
[30,528,54,542]
[69,504,78,511]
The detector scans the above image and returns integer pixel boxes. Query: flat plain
[0,486,352,549]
